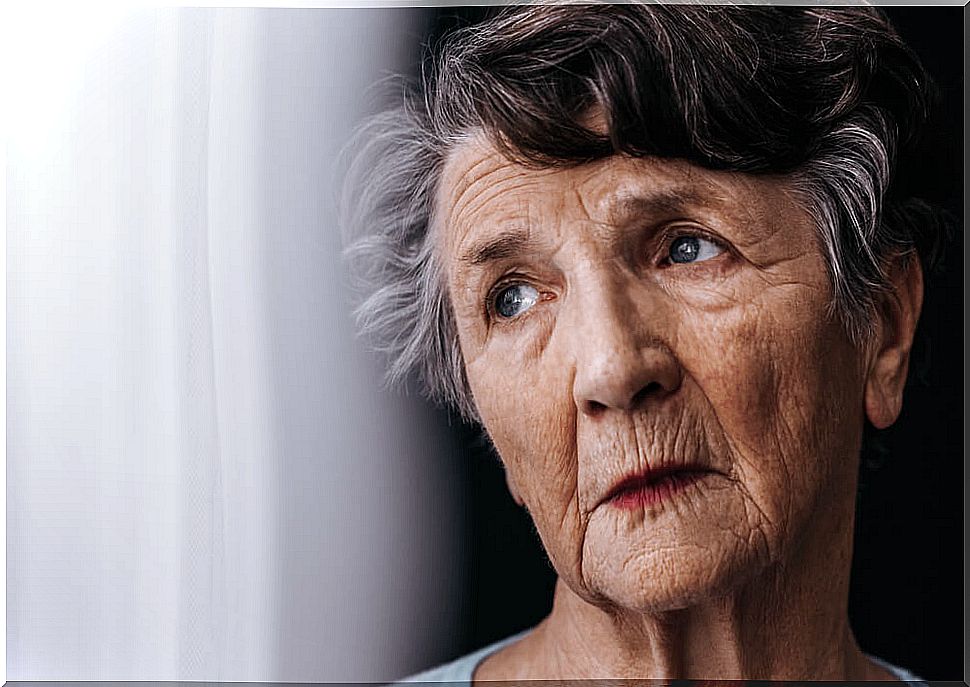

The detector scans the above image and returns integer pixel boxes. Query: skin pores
[437,138,870,618]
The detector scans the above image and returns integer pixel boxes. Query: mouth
[602,465,717,510]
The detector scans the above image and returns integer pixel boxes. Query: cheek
[688,291,864,538]
[465,335,587,576]
[695,307,791,449]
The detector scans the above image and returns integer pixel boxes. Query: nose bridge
[573,263,640,353]
[565,260,680,413]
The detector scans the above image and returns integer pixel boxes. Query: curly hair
[341,5,945,424]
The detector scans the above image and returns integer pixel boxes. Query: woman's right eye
[492,283,540,320]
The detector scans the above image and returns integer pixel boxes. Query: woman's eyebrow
[458,229,536,268]
[611,188,706,223]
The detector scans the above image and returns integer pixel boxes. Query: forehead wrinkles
[438,148,641,255]
[571,158,648,225]
[438,149,554,250]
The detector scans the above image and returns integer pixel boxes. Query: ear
[864,254,924,429]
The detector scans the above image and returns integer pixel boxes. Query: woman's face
[437,138,888,613]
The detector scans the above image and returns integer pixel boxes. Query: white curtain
[7,7,465,681]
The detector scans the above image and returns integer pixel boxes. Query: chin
[581,533,767,615]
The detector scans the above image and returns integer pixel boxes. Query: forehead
[438,137,708,226]
[434,136,790,267]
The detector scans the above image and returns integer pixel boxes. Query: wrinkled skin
[436,136,922,681]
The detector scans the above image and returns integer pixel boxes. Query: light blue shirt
[401,628,928,684]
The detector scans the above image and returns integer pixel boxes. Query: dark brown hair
[343,5,947,422]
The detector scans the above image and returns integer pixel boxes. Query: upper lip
[599,464,717,507]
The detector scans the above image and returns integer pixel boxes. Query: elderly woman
[342,5,946,683]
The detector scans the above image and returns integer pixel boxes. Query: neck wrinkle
[538,505,861,681]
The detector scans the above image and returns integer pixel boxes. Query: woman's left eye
[667,235,724,264]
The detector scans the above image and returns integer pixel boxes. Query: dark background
[411,6,964,681]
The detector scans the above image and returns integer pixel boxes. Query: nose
[569,279,683,417]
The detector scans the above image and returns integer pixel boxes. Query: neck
[544,561,859,680]
[506,491,879,681]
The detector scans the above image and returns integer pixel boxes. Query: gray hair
[341,5,943,425]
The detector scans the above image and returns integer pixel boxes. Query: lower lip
[609,471,711,510]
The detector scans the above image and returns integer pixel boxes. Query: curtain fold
[8,7,465,681]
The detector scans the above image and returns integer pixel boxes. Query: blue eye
[493,283,540,319]
[669,235,723,264]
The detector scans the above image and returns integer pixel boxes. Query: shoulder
[392,629,534,686]
[392,639,925,684]
[867,654,927,684]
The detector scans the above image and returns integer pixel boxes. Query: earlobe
[864,254,924,430]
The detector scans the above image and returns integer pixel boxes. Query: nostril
[631,381,664,409]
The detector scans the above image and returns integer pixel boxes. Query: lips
[602,465,717,509]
